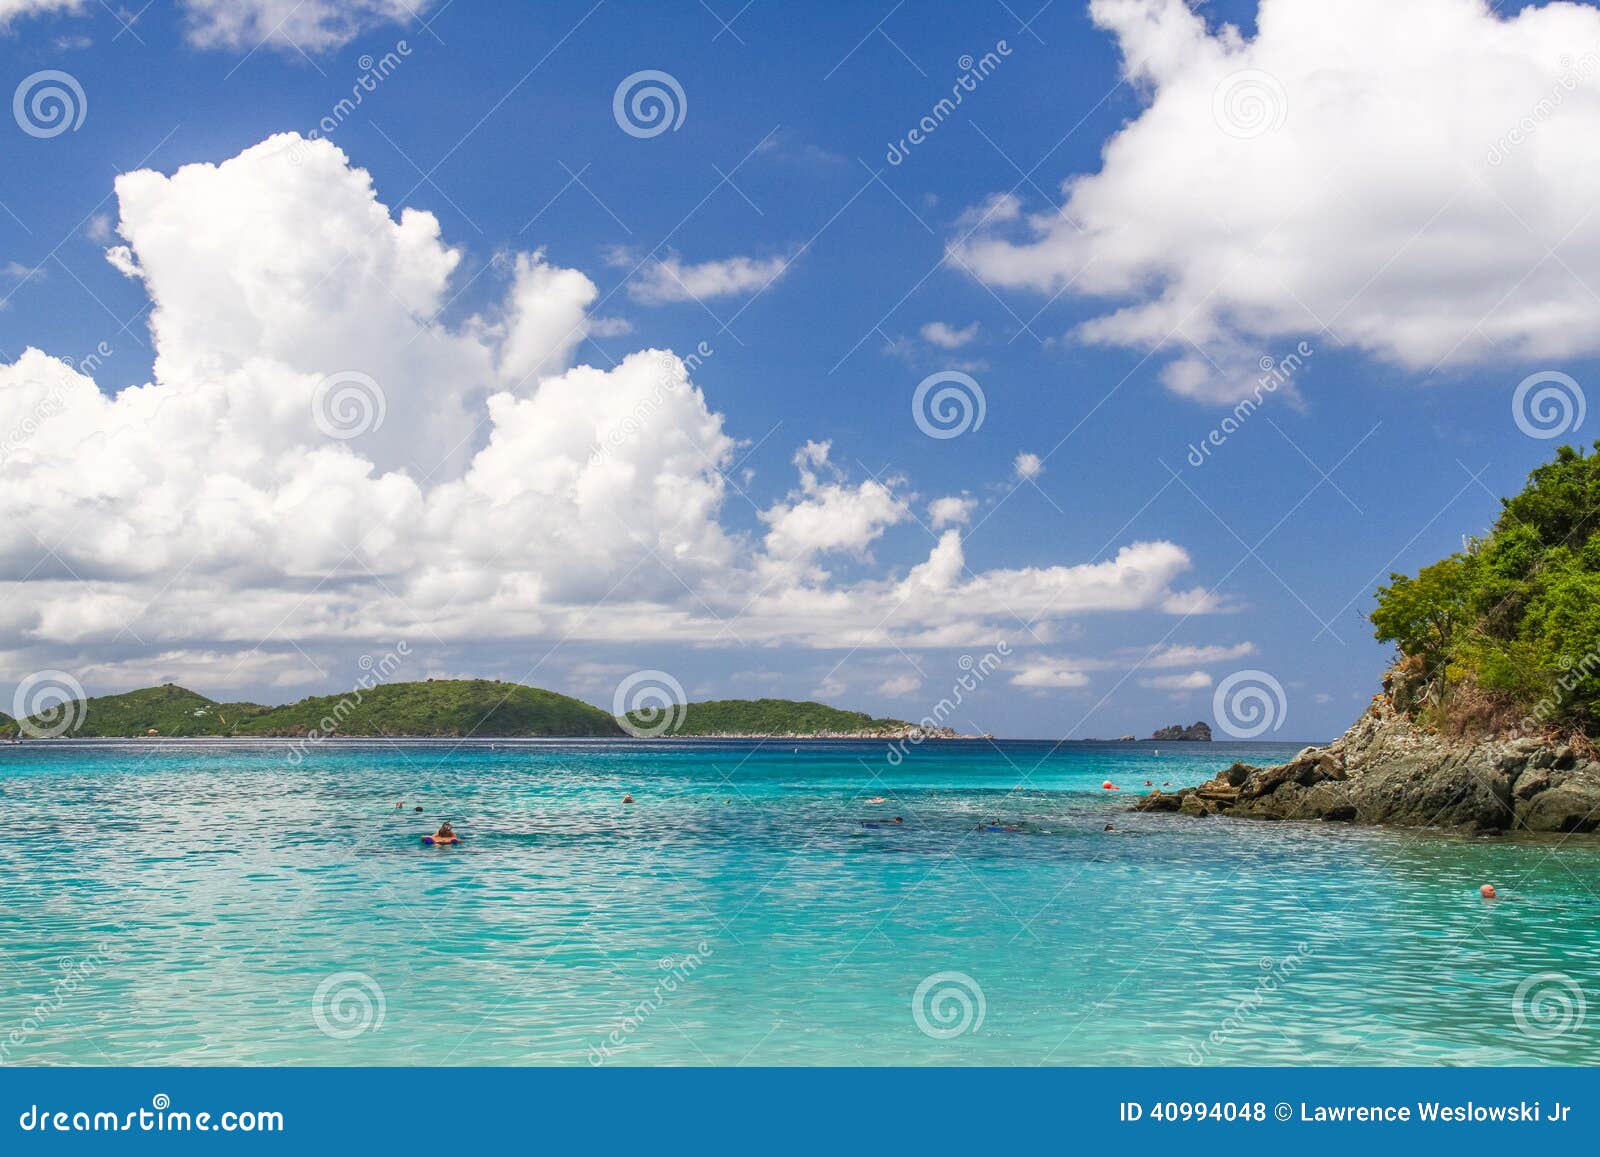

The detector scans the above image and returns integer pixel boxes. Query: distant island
[626,697,959,739]
[1150,721,1212,741]
[1142,443,1600,834]
[0,680,968,742]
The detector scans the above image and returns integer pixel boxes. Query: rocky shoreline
[1136,693,1600,834]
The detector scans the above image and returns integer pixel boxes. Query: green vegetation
[20,684,267,738]
[13,679,623,738]
[234,680,624,738]
[0,711,15,738]
[9,683,921,741]
[635,698,915,736]
[1374,443,1600,737]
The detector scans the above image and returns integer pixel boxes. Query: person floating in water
[425,822,461,846]
[1480,883,1498,899]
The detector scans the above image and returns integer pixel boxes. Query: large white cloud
[0,133,1219,685]
[954,0,1600,400]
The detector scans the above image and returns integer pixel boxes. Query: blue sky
[1,0,1594,740]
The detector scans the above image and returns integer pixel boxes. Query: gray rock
[1151,721,1213,741]
[1133,693,1600,835]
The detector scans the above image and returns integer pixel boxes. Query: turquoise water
[2,737,1598,1066]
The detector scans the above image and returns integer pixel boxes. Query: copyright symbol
[1274,1102,1292,1121]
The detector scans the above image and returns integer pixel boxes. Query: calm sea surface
[2,738,1597,1066]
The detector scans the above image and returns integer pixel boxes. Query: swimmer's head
[1480,884,1498,899]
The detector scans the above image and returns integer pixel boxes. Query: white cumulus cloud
[920,321,979,349]
[928,495,977,529]
[0,134,1221,686]
[878,673,923,697]
[180,0,428,52]
[1139,671,1212,691]
[953,0,1600,400]
[626,252,789,306]
[1010,661,1090,690]
[0,0,83,27]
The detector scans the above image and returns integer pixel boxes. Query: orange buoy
[622,794,634,804]
[1101,780,1119,790]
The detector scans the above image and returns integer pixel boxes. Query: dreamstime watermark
[284,642,411,764]
[312,370,386,440]
[2,382,66,466]
[1212,669,1287,739]
[1212,69,1287,139]
[13,69,86,138]
[3,344,115,467]
[311,971,386,1040]
[911,970,986,1039]
[60,340,113,379]
[12,670,86,739]
[1,940,126,1062]
[1518,645,1600,735]
[1512,971,1586,1040]
[590,342,714,464]
[279,39,413,164]
[18,1095,284,1134]
[613,70,686,138]
[912,370,986,439]
[885,643,1010,766]
[1186,342,1314,467]
[613,669,687,737]
[1512,370,1584,440]
[588,942,714,1064]
[1489,45,1600,165]
[1184,943,1312,1064]
[885,41,1013,165]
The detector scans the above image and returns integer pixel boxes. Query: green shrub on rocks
[1375,443,1600,737]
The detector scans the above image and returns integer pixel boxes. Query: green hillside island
[6,682,957,741]
[12,683,269,738]
[1373,442,1600,739]
[11,680,623,739]
[627,698,958,738]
